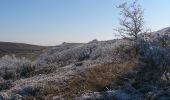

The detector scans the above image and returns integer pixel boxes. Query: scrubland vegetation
[1,0,170,100]
[1,31,170,100]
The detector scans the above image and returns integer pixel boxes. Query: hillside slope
[1,27,170,99]
[0,39,136,99]
[0,42,47,59]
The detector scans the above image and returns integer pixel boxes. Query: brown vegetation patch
[35,61,136,99]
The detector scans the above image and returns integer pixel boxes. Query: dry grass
[65,61,135,98]
[36,60,136,99]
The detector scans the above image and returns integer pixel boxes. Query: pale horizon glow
[0,0,170,46]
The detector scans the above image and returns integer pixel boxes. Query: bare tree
[115,0,145,42]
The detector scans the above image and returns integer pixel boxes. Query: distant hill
[0,42,47,59]
[156,27,170,34]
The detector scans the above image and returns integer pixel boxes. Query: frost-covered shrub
[35,40,129,67]
[34,65,56,75]
[134,39,170,86]
[35,42,99,66]
[0,55,34,80]
[138,40,170,68]
[18,86,41,97]
[0,80,13,91]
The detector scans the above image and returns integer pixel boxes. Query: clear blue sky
[0,0,170,46]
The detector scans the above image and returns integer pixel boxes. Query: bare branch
[115,0,145,42]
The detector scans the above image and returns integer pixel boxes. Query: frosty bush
[138,39,170,69]
[35,40,129,67]
[0,55,34,80]
[18,86,41,97]
[0,80,13,91]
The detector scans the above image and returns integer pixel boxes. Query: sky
[0,0,170,46]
